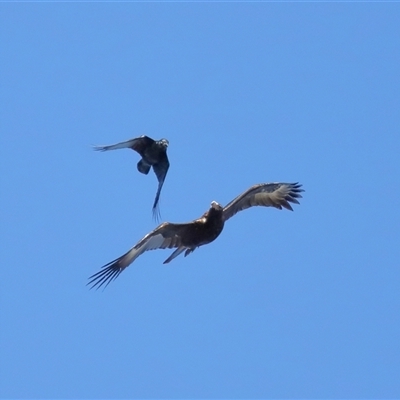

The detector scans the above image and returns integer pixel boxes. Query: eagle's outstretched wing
[93,135,155,156]
[222,182,303,222]
[152,156,170,221]
[87,221,190,290]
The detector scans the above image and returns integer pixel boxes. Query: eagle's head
[210,200,223,211]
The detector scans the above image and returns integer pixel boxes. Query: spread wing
[151,155,170,221]
[93,135,155,156]
[87,221,189,290]
[222,182,303,222]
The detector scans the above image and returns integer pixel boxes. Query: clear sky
[1,3,399,399]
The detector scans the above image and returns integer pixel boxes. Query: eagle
[88,182,304,289]
[93,135,169,220]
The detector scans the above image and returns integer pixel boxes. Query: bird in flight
[88,182,304,290]
[93,135,169,220]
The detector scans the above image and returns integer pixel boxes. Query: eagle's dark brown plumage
[93,135,169,220]
[88,182,304,289]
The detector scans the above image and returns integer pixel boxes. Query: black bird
[93,135,169,220]
[88,182,304,289]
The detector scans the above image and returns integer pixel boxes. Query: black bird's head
[158,138,169,149]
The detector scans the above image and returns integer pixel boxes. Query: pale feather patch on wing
[222,182,303,221]
[112,235,165,271]
[87,233,167,290]
[254,185,295,210]
[128,232,166,261]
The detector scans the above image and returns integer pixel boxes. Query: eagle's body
[88,182,304,289]
[178,202,224,247]
[93,135,169,220]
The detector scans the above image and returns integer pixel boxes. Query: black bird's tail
[137,159,151,174]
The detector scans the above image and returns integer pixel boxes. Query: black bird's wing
[87,221,190,290]
[93,135,155,157]
[222,182,304,222]
[152,155,170,220]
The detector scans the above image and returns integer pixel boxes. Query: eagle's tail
[163,246,186,264]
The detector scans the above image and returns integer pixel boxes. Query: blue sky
[1,3,399,398]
